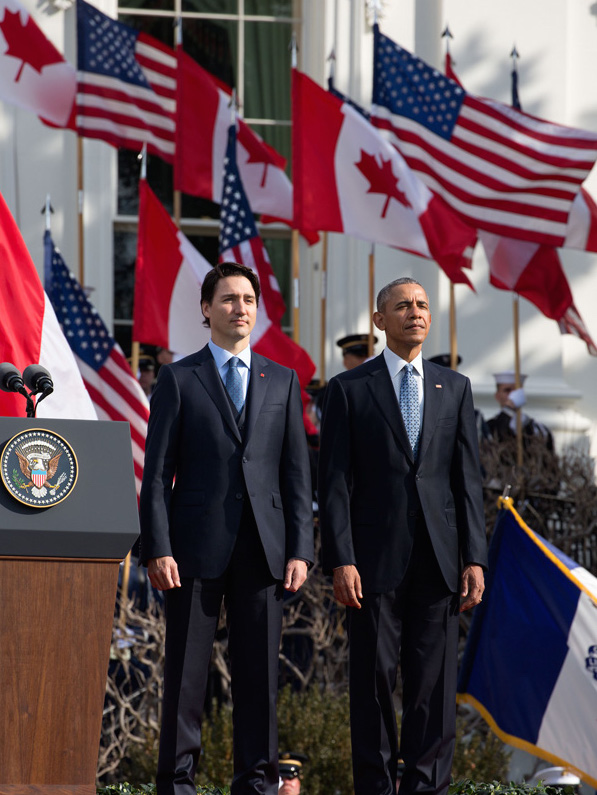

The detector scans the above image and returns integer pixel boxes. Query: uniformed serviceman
[336,333,377,370]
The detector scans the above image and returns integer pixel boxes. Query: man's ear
[373,311,385,331]
[201,300,210,321]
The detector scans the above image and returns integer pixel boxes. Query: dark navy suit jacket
[317,354,487,593]
[139,345,314,579]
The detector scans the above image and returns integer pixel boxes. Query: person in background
[488,370,554,451]
[137,355,156,397]
[336,333,377,370]
[278,753,307,795]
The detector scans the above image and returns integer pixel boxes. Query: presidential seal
[1,429,78,508]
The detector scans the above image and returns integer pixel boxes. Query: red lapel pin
[260,373,265,377]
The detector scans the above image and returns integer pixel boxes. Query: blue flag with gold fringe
[457,499,597,786]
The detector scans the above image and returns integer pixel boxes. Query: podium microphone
[23,364,54,398]
[0,362,26,394]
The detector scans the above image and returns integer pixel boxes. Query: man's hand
[147,556,181,590]
[333,565,362,609]
[460,564,484,612]
[284,558,308,592]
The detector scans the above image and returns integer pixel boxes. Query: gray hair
[376,277,424,312]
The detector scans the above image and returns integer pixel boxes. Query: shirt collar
[383,347,424,379]
[208,339,252,370]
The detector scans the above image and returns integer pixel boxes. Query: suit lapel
[193,346,242,443]
[366,355,414,463]
[244,353,270,444]
[418,360,444,462]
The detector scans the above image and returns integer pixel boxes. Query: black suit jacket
[139,345,314,579]
[317,354,487,593]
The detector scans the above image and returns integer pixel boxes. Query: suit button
[242,457,248,463]
[235,492,243,500]
[408,510,418,517]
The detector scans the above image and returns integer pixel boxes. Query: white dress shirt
[209,339,252,401]
[383,347,425,417]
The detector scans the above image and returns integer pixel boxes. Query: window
[113,0,300,353]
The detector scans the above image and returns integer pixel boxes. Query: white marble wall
[300,0,597,455]
[2,0,596,453]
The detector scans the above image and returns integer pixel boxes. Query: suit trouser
[156,511,284,795]
[347,519,460,795]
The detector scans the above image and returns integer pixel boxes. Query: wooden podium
[0,418,140,795]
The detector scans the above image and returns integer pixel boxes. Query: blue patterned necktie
[226,356,244,413]
[399,363,420,457]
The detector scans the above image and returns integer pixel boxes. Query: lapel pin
[260,372,265,377]
[435,384,442,388]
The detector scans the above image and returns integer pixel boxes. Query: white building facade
[2,0,597,453]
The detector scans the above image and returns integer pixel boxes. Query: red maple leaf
[355,150,411,218]
[238,119,286,188]
[0,8,63,82]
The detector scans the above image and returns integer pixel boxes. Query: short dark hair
[376,277,424,312]
[201,262,261,328]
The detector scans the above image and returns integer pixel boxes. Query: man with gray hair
[318,277,487,795]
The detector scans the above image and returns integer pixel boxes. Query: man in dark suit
[318,277,487,795]
[140,262,314,795]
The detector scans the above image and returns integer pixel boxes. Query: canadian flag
[292,69,477,286]
[134,180,317,390]
[175,49,294,225]
[480,231,572,320]
[134,178,212,356]
[480,230,597,355]
[0,0,75,126]
[0,190,96,418]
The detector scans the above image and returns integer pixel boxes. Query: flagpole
[319,47,336,383]
[320,232,328,383]
[291,230,301,343]
[130,145,147,384]
[120,146,149,626]
[442,26,458,371]
[368,244,375,357]
[44,194,53,233]
[512,295,523,468]
[77,136,85,285]
[290,33,301,344]
[173,17,182,229]
[509,45,523,468]
[449,282,458,369]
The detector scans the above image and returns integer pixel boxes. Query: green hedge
[108,684,509,794]
[98,781,577,795]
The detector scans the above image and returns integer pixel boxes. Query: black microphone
[23,364,54,397]
[0,362,26,393]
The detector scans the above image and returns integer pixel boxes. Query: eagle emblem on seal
[1,429,77,507]
[15,448,63,498]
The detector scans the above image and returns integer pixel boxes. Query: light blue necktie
[226,356,244,413]
[399,363,420,457]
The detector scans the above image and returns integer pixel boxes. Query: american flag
[44,231,149,495]
[371,26,597,248]
[558,305,597,356]
[219,124,286,326]
[219,124,315,389]
[75,0,176,161]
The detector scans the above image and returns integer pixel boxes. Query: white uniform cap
[493,370,527,386]
[528,767,581,786]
